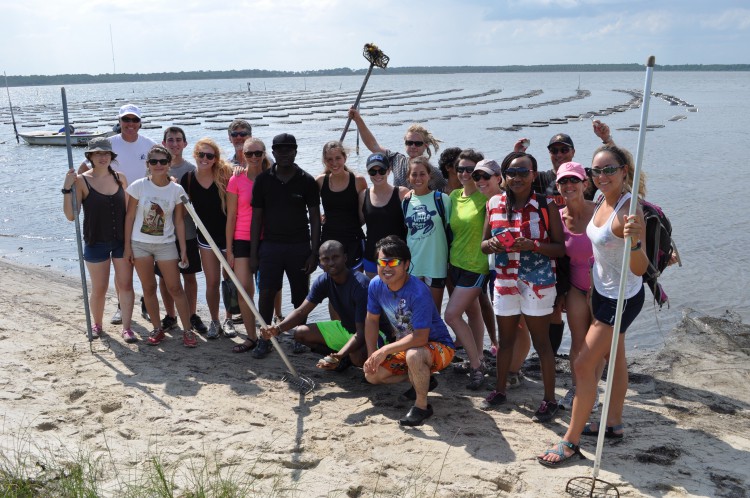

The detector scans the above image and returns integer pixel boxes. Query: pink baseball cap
[556,162,586,181]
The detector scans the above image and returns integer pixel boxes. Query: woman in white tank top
[538,145,650,467]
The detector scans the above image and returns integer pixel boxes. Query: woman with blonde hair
[347,107,446,191]
[180,138,236,339]
[316,141,367,268]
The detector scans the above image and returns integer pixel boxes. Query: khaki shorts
[380,342,455,376]
[131,240,179,262]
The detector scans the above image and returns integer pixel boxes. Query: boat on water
[19,128,116,146]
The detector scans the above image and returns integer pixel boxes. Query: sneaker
[147,328,167,346]
[480,390,507,410]
[190,314,208,334]
[507,371,523,390]
[232,314,244,325]
[110,307,122,325]
[559,387,576,410]
[222,318,238,338]
[591,390,600,414]
[532,400,559,423]
[453,360,471,374]
[183,329,198,348]
[122,328,138,343]
[207,320,222,339]
[291,340,307,354]
[466,368,485,391]
[140,297,150,321]
[161,314,178,331]
[91,324,103,339]
[252,339,272,359]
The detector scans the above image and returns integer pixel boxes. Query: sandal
[232,339,258,353]
[537,440,585,468]
[582,422,624,439]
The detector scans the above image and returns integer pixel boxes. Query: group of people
[62,103,650,457]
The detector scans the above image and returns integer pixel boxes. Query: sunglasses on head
[243,150,264,158]
[548,146,570,155]
[557,176,583,185]
[148,158,169,166]
[230,131,250,138]
[368,167,388,176]
[591,164,624,177]
[471,171,492,181]
[121,116,140,123]
[197,152,216,160]
[504,168,532,178]
[404,140,424,147]
[377,258,403,268]
[456,166,475,174]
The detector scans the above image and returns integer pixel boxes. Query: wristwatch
[630,240,642,251]
[61,187,72,194]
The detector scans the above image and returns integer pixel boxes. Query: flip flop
[232,339,257,353]
[537,440,586,468]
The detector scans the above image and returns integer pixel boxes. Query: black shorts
[591,285,645,334]
[155,238,201,276]
[233,239,252,258]
[448,265,488,289]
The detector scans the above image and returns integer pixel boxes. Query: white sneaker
[558,387,576,410]
[222,318,238,338]
[110,307,122,325]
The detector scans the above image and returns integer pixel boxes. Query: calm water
[1,71,748,351]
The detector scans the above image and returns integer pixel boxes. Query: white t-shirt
[126,178,186,244]
[111,134,156,183]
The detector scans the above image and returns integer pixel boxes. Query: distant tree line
[5,64,749,87]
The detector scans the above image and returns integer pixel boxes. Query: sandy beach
[1,258,748,497]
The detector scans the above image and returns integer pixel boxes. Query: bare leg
[479,292,497,349]
[182,273,198,316]
[405,347,432,410]
[565,288,592,386]
[525,314,556,402]
[510,318,531,372]
[444,286,484,369]
[234,257,257,343]
[112,257,134,330]
[84,259,111,326]
[158,276,175,317]
[132,256,162,330]
[156,260,191,331]
[429,286,445,314]
[494,315,522,393]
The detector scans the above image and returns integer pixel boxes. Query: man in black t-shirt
[249,133,321,358]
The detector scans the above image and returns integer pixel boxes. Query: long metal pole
[4,72,19,143]
[179,195,302,378]
[339,63,375,142]
[591,55,655,480]
[62,87,94,345]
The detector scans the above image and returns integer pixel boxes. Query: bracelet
[61,187,72,194]
[630,240,642,251]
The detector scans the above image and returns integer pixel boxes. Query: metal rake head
[282,372,316,395]
[363,43,389,69]
[566,477,620,498]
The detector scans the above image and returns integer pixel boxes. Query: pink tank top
[560,209,594,292]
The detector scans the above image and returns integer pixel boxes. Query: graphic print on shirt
[141,201,165,236]
[405,204,437,237]
[393,298,413,340]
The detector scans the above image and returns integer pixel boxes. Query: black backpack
[641,200,680,308]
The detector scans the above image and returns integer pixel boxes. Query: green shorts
[317,320,388,351]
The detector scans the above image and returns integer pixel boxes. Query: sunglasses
[404,140,424,147]
[557,176,583,185]
[120,116,141,123]
[148,158,169,166]
[591,164,624,177]
[243,150,264,158]
[548,146,570,155]
[471,171,492,181]
[456,166,475,174]
[504,168,532,178]
[368,167,388,176]
[230,131,250,138]
[197,152,216,160]
[376,258,403,268]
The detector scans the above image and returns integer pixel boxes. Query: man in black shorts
[249,133,321,358]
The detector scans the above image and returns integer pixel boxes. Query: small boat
[19,128,115,146]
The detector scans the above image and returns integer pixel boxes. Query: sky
[1,0,748,76]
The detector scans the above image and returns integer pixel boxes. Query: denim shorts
[83,240,124,263]
[131,240,179,261]
[591,285,645,334]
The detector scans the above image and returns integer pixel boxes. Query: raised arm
[348,107,386,154]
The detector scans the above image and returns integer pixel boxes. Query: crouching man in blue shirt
[363,235,455,426]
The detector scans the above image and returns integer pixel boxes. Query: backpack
[595,196,680,309]
[536,195,571,295]
[402,191,453,251]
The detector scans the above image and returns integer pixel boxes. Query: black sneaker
[466,368,485,391]
[161,314,178,331]
[252,339,272,359]
[480,390,507,410]
[532,400,559,423]
[140,297,150,321]
[190,314,208,334]
[291,341,307,354]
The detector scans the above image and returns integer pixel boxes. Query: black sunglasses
[243,150,264,158]
[471,171,492,181]
[197,152,216,160]
[148,158,169,166]
[548,146,570,155]
[557,177,583,185]
[121,116,141,123]
[368,167,388,176]
[504,168,532,178]
[456,166,475,174]
[404,140,424,147]
[230,131,250,138]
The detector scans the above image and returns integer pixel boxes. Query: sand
[1,259,748,497]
